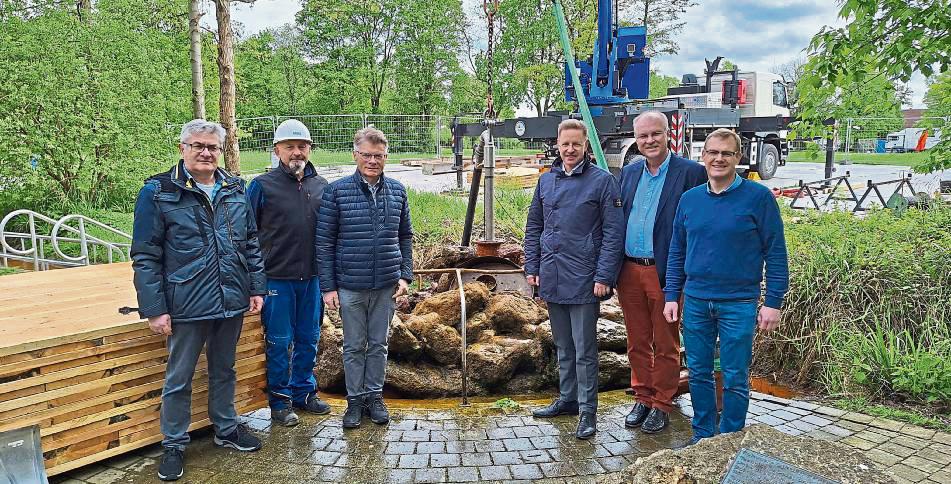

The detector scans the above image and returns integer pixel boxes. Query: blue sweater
[664,178,789,309]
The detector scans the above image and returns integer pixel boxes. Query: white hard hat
[273,119,312,145]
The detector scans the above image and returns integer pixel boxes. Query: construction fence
[788,116,948,155]
[234,114,541,160]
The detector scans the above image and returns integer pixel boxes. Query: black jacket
[246,161,328,280]
[131,160,266,322]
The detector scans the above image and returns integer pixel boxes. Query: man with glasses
[316,125,413,429]
[246,119,331,428]
[663,128,789,445]
[617,111,706,434]
[131,119,265,481]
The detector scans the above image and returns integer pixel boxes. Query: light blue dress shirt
[625,153,670,258]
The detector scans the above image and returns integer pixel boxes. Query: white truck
[885,128,942,153]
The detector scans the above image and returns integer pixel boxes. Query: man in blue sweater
[663,128,789,444]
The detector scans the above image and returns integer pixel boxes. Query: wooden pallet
[467,166,543,189]
[0,262,267,476]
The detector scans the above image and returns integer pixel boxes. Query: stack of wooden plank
[0,262,267,476]
[467,166,543,189]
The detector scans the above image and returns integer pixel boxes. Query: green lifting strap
[551,0,608,171]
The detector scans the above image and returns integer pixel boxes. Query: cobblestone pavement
[55,390,951,484]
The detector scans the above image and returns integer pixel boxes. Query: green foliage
[0,0,192,214]
[798,0,951,172]
[915,72,951,173]
[492,398,521,412]
[753,205,951,406]
[0,267,23,276]
[833,396,951,431]
[649,71,680,99]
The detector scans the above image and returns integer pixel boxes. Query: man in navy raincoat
[524,119,624,439]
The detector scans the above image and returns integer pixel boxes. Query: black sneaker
[157,447,184,481]
[213,423,262,451]
[294,392,331,415]
[365,394,390,425]
[532,398,579,418]
[342,397,363,429]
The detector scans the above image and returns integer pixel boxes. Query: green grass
[239,148,543,173]
[0,267,24,276]
[831,396,951,431]
[788,150,928,167]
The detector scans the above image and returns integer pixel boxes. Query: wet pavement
[56,390,951,484]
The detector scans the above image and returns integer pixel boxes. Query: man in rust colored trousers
[617,111,706,433]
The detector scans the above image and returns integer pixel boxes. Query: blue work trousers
[262,277,322,410]
[681,295,757,439]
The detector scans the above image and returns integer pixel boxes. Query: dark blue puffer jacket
[315,171,413,292]
[131,160,266,323]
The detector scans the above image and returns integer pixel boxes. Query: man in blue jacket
[663,128,789,445]
[617,111,707,434]
[524,119,624,440]
[131,119,265,481]
[246,119,331,428]
[316,126,413,429]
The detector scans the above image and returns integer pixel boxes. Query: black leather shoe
[532,398,579,418]
[342,397,363,429]
[365,394,390,425]
[624,402,651,428]
[641,408,669,434]
[576,411,597,440]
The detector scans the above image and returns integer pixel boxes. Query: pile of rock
[315,282,633,398]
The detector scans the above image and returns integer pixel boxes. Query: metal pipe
[461,164,482,247]
[484,124,496,242]
[455,269,470,406]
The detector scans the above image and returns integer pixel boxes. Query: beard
[287,158,306,175]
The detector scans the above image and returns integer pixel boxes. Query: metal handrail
[0,209,131,270]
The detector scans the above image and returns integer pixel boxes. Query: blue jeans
[262,278,322,410]
[681,295,757,439]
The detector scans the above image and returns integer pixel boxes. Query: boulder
[325,309,343,328]
[535,321,554,352]
[424,244,474,270]
[597,318,628,353]
[497,243,524,266]
[388,320,423,361]
[386,361,484,397]
[412,282,491,325]
[600,297,624,323]
[466,336,537,387]
[598,351,630,389]
[600,424,896,484]
[484,293,548,333]
[500,372,555,395]
[406,313,463,366]
[315,323,344,391]
[464,312,493,344]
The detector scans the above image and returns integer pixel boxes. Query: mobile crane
[452,0,793,179]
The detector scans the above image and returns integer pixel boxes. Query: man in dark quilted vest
[246,119,331,428]
[316,126,414,429]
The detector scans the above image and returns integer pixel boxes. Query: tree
[648,71,679,99]
[771,57,806,113]
[624,0,697,57]
[215,0,240,174]
[799,0,951,172]
[188,0,205,118]
[0,0,192,213]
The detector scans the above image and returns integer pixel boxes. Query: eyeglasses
[703,149,738,158]
[355,150,388,161]
[185,142,222,154]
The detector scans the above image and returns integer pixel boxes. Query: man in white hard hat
[246,119,331,427]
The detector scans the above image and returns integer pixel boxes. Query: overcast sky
[229,0,928,109]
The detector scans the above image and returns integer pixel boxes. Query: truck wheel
[757,144,779,180]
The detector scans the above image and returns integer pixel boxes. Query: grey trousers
[548,302,600,414]
[338,286,397,398]
[161,315,243,450]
